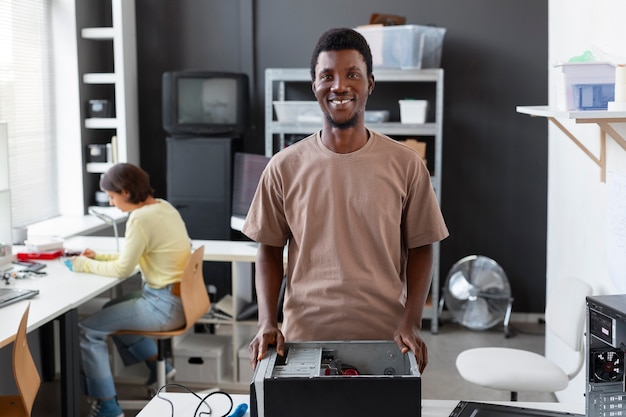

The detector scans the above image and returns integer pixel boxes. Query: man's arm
[394,244,433,373]
[248,243,285,368]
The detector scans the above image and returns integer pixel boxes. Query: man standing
[243,27,448,373]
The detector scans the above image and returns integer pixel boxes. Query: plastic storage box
[174,333,231,384]
[573,83,615,110]
[399,99,428,123]
[356,24,446,69]
[555,62,616,110]
[364,110,390,123]
[273,101,323,123]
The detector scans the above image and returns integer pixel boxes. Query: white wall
[52,0,84,216]
[547,0,626,405]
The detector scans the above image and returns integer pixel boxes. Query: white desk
[0,253,129,417]
[0,246,132,417]
[0,258,124,348]
[64,236,287,390]
[137,393,583,417]
[63,236,268,263]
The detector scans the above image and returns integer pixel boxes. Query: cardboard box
[174,333,231,384]
[355,24,446,69]
[400,139,427,161]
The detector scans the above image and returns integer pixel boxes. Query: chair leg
[510,391,518,401]
[156,339,168,393]
[119,339,170,410]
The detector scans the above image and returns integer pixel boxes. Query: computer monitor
[162,70,249,137]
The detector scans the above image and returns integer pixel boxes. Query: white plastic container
[399,100,428,124]
[554,62,616,110]
[273,101,323,123]
[355,24,446,69]
[174,333,231,384]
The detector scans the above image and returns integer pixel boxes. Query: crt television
[162,70,249,136]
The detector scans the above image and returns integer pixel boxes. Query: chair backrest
[231,152,270,218]
[13,303,41,416]
[178,245,211,332]
[545,277,592,352]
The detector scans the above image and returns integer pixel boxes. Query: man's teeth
[331,99,351,104]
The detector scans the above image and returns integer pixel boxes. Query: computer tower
[166,136,241,299]
[250,341,421,417]
[586,295,626,417]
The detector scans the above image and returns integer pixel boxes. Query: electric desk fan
[442,255,514,337]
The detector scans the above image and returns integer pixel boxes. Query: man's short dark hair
[310,27,373,80]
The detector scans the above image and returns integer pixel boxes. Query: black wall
[135,0,549,313]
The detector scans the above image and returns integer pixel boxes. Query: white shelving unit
[265,68,444,333]
[79,0,139,207]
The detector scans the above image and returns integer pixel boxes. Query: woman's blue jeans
[79,282,185,399]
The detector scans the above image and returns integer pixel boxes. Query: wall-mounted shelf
[517,106,626,182]
[85,118,118,129]
[81,27,115,40]
[83,73,116,84]
[86,162,114,174]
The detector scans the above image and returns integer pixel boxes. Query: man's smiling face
[312,49,373,130]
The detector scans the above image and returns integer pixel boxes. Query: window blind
[0,0,58,228]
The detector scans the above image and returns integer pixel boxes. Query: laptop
[0,287,39,308]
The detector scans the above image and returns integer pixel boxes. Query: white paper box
[174,333,231,384]
[399,100,428,124]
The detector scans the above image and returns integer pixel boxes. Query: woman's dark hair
[310,27,373,80]
[100,163,154,204]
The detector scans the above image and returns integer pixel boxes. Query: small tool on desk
[12,260,46,272]
[228,403,248,417]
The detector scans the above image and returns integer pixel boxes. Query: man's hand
[393,325,428,373]
[248,325,285,369]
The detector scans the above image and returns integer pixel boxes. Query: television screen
[163,71,248,136]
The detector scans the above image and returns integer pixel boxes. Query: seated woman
[69,163,191,417]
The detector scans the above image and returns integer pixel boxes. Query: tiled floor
[32,319,554,417]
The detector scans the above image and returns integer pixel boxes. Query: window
[0,0,58,228]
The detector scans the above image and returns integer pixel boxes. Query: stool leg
[157,339,168,392]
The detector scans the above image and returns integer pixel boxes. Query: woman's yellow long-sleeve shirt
[72,199,191,288]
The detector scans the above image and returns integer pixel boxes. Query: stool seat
[456,347,568,393]
[454,277,592,401]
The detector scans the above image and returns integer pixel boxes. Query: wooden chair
[117,245,210,410]
[0,303,41,417]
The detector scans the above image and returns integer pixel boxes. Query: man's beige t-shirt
[243,130,449,341]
